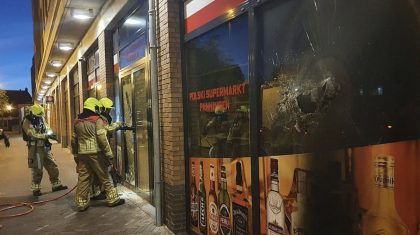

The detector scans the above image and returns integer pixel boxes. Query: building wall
[33,0,187,233]
[156,0,186,233]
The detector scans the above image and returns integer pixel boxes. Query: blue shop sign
[120,35,146,69]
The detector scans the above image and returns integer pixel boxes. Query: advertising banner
[190,157,253,235]
[259,140,420,235]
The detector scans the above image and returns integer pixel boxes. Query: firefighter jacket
[22,116,49,141]
[72,111,113,159]
[100,113,122,133]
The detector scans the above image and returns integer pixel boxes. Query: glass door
[120,63,153,194]
[133,67,151,192]
[121,73,136,185]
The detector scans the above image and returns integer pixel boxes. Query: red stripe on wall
[185,0,245,34]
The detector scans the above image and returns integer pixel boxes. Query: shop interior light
[124,16,146,26]
[50,60,63,67]
[58,42,74,51]
[72,9,94,20]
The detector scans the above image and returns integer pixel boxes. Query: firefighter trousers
[28,145,61,191]
[75,153,120,210]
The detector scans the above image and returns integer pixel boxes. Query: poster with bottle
[190,157,253,235]
[259,140,419,235]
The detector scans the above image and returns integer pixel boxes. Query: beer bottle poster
[259,140,419,235]
[190,157,253,235]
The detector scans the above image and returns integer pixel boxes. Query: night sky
[0,1,33,93]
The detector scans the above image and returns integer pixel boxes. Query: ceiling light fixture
[72,9,94,20]
[46,72,57,78]
[42,85,50,89]
[43,80,53,85]
[58,42,74,51]
[50,60,63,67]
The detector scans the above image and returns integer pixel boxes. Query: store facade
[183,0,420,234]
[112,2,154,197]
[33,0,187,232]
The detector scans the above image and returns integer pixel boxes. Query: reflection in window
[258,0,420,155]
[186,14,250,158]
[118,3,148,50]
[87,49,99,98]
[71,68,80,122]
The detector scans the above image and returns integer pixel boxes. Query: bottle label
[191,200,198,221]
[375,175,394,188]
[219,203,231,235]
[232,202,248,235]
[199,196,207,227]
[268,193,283,215]
[209,202,219,233]
[268,222,284,234]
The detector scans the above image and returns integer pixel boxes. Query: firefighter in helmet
[90,97,124,200]
[72,97,124,211]
[22,104,68,196]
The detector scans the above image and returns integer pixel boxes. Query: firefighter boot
[32,183,42,196]
[52,184,68,192]
[108,198,125,207]
[33,190,42,196]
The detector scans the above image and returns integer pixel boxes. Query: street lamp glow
[6,105,12,111]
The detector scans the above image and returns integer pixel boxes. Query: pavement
[0,136,173,235]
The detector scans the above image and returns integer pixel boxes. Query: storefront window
[255,1,420,235]
[87,49,99,97]
[186,14,249,158]
[257,0,420,156]
[118,3,148,50]
[71,68,80,121]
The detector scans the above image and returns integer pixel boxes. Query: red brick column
[97,31,115,99]
[157,0,186,233]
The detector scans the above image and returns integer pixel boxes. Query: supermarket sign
[184,0,245,34]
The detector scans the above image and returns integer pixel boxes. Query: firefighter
[22,104,68,196]
[90,97,123,200]
[72,97,124,211]
[0,128,10,148]
[99,97,123,132]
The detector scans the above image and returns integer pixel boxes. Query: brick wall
[98,31,115,99]
[156,0,186,233]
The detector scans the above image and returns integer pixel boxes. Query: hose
[0,185,76,228]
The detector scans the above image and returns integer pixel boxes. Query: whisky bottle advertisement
[219,165,232,235]
[361,155,408,235]
[191,161,199,227]
[232,161,249,235]
[209,164,219,235]
[199,161,208,234]
[266,158,285,235]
